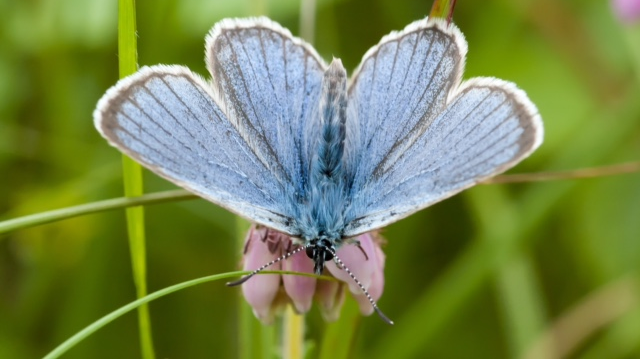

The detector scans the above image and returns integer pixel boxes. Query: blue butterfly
[94,17,543,323]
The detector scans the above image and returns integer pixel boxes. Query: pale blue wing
[94,66,299,234]
[343,19,543,236]
[206,17,327,199]
[343,18,466,194]
[95,18,327,236]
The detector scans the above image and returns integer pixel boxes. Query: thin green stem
[299,0,317,43]
[2,161,634,237]
[524,276,638,358]
[117,0,154,357]
[484,161,640,184]
[429,0,457,22]
[0,190,195,236]
[319,297,360,358]
[43,270,332,359]
[282,306,305,359]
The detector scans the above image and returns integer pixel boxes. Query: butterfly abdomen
[314,59,347,184]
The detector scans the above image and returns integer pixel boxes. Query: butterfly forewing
[344,18,466,195]
[206,18,327,198]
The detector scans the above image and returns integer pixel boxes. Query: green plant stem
[0,190,195,235]
[429,0,457,22]
[282,306,304,359]
[485,161,639,184]
[319,297,361,358]
[117,0,154,357]
[43,270,331,359]
[2,161,634,237]
[299,0,317,43]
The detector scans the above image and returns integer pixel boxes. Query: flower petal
[282,246,317,313]
[241,226,281,324]
[315,280,346,322]
[327,233,377,294]
[354,245,385,315]
[612,0,640,24]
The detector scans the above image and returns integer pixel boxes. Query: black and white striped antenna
[328,248,394,325]
[227,245,394,325]
[226,246,306,286]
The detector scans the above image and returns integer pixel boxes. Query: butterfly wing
[94,18,326,235]
[206,17,327,201]
[342,18,543,236]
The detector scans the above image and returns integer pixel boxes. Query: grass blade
[43,270,332,359]
[117,0,154,357]
[0,190,195,236]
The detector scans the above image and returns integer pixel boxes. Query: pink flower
[239,225,386,324]
[611,0,640,24]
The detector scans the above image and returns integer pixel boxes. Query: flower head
[240,225,386,324]
[611,0,640,24]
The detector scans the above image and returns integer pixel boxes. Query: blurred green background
[0,0,638,358]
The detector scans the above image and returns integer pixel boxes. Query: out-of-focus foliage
[0,0,638,358]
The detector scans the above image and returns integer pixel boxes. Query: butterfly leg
[343,238,369,261]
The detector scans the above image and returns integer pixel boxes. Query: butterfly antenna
[328,249,394,325]
[226,246,306,286]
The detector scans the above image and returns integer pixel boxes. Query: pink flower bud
[326,233,379,294]
[352,242,385,315]
[240,226,282,324]
[239,225,386,324]
[612,0,640,24]
[315,279,346,322]
[282,246,316,313]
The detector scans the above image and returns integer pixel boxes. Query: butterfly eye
[323,250,334,262]
[305,246,315,259]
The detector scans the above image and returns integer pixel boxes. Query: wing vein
[446,124,524,182]
[223,31,291,186]
[427,97,510,170]
[110,114,184,167]
[140,84,211,156]
[370,35,451,180]
[126,93,198,155]
[158,76,215,137]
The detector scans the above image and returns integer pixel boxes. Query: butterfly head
[305,238,335,275]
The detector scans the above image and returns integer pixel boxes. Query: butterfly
[94,16,543,323]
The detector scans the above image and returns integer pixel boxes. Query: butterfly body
[291,59,349,274]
